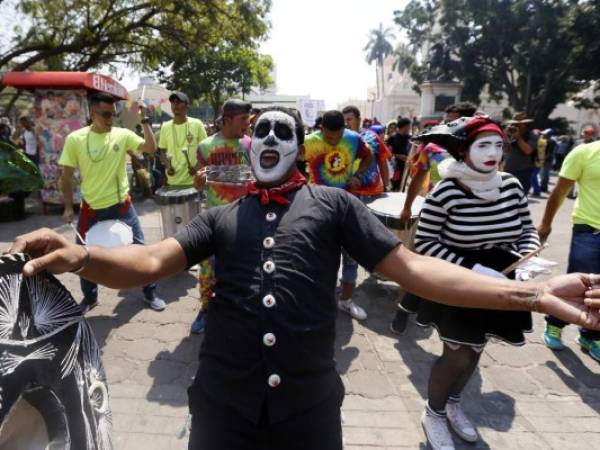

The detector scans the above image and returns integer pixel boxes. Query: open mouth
[484,160,497,166]
[260,150,280,169]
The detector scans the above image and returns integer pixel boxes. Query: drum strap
[78,196,132,240]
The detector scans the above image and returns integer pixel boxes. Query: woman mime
[403,116,541,450]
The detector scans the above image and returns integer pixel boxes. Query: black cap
[168,91,190,104]
[221,99,252,117]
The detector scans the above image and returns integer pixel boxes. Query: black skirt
[401,247,532,346]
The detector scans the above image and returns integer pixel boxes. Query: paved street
[2,182,600,450]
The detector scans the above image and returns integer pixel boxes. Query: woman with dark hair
[405,116,541,450]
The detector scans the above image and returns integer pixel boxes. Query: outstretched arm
[375,245,600,329]
[7,228,187,288]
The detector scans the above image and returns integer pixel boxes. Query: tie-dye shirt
[197,133,251,207]
[304,129,371,189]
[349,129,391,196]
[410,142,449,191]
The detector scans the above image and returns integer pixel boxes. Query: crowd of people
[5,91,600,450]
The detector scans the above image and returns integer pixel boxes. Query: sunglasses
[97,111,117,119]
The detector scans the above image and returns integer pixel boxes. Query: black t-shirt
[386,133,411,170]
[174,184,400,424]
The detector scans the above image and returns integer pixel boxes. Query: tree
[161,46,273,118]
[364,23,395,99]
[0,0,271,111]
[394,0,600,123]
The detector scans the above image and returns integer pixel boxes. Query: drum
[364,192,424,230]
[153,186,200,237]
[0,253,113,449]
[86,219,133,248]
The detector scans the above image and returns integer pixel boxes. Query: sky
[260,0,408,108]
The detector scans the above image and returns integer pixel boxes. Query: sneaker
[79,297,98,315]
[191,310,208,334]
[337,298,367,321]
[390,309,409,335]
[577,335,600,362]
[144,295,167,311]
[446,401,478,443]
[543,324,565,350]
[421,410,455,450]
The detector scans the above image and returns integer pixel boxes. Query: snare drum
[365,192,424,250]
[364,192,424,230]
[154,186,201,237]
[86,219,133,248]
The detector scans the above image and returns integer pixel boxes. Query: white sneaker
[446,401,478,443]
[337,298,367,321]
[421,410,455,450]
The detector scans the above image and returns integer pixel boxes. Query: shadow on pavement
[547,347,600,414]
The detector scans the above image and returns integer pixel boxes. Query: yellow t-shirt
[158,117,207,187]
[59,126,144,209]
[560,141,600,230]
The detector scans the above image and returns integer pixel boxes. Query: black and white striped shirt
[414,173,541,268]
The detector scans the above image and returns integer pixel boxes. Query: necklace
[172,120,192,149]
[86,127,112,163]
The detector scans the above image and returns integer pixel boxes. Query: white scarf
[438,159,503,201]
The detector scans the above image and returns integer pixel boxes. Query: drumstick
[501,244,548,275]
[69,222,86,245]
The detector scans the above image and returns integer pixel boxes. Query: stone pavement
[2,186,600,450]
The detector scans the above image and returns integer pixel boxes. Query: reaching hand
[5,228,87,277]
[194,168,207,192]
[400,207,412,225]
[541,273,600,329]
[537,223,552,243]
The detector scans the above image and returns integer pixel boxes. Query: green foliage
[160,45,273,118]
[0,140,43,194]
[394,0,600,122]
[0,0,271,85]
[364,23,395,66]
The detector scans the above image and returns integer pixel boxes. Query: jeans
[507,168,533,195]
[340,249,359,284]
[540,160,553,192]
[77,201,156,300]
[530,168,541,196]
[545,229,600,340]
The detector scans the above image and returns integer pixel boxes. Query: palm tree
[364,23,395,100]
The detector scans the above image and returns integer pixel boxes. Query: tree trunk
[2,90,22,116]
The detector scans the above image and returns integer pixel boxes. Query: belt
[573,224,600,234]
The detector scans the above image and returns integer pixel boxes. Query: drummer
[158,91,208,187]
[304,110,373,321]
[59,92,167,313]
[342,105,391,196]
[191,99,252,334]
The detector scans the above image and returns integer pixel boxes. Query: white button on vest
[262,294,276,308]
[268,374,281,388]
[263,260,275,274]
[263,237,275,249]
[266,212,277,222]
[263,333,276,347]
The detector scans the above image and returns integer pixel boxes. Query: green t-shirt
[59,126,144,209]
[158,117,207,187]
[560,141,600,230]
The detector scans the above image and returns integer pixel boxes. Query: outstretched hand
[541,273,600,329]
[4,228,87,277]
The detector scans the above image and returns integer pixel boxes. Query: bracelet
[71,245,90,274]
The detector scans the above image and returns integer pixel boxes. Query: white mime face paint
[468,134,504,172]
[250,111,298,185]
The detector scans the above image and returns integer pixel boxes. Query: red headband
[466,117,505,142]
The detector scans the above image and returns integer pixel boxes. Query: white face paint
[250,110,298,185]
[468,134,504,172]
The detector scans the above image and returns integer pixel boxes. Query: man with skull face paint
[9,108,600,450]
